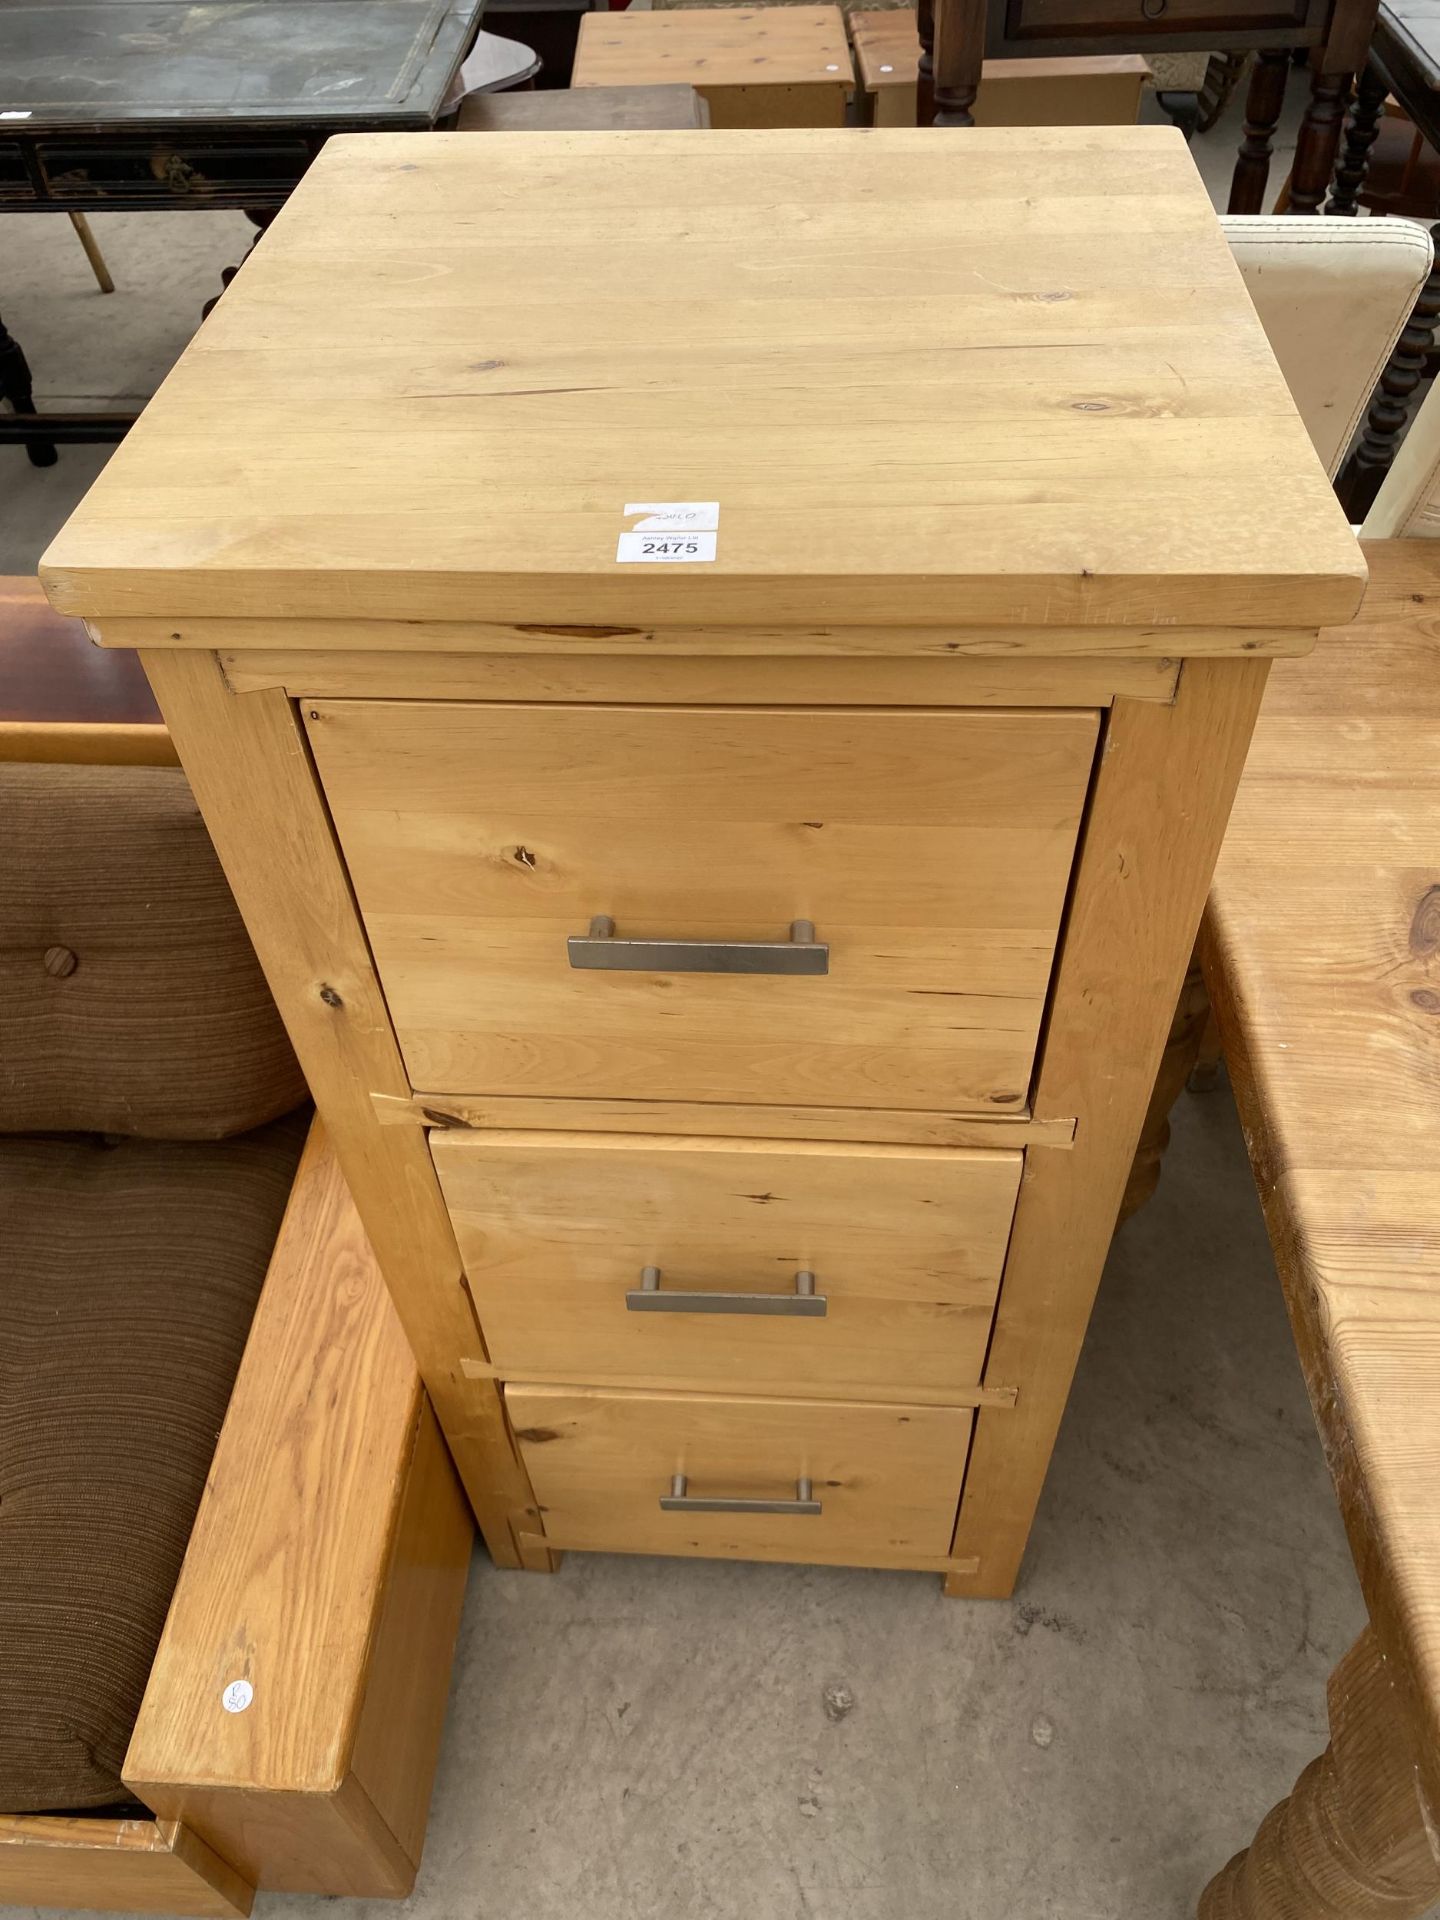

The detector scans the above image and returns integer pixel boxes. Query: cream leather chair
[1222,214,1434,479]
[1363,360,1440,534]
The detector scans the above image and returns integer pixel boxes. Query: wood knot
[1411,988,1440,1014]
[1408,885,1440,958]
[318,983,343,1008]
[43,945,78,979]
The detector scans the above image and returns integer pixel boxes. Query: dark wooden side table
[0,0,481,467]
[922,0,1378,218]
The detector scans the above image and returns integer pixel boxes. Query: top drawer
[307,702,1098,1114]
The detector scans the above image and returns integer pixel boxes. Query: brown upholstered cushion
[0,763,306,1139]
[0,1109,308,1813]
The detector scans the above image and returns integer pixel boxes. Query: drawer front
[34,138,312,204]
[1002,0,1313,35]
[308,702,1098,1114]
[434,1132,1022,1397]
[506,1385,972,1566]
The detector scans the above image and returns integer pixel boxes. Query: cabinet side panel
[137,647,549,1572]
[947,657,1271,1596]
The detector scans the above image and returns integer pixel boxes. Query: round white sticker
[221,1679,254,1714]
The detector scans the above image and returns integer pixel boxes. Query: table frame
[918,0,1379,221]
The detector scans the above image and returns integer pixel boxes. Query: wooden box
[41,126,1364,1598]
[571,6,852,128]
[850,10,1149,126]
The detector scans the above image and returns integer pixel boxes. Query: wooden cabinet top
[572,6,853,91]
[41,127,1364,635]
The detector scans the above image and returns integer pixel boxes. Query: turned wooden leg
[1117,958,1209,1226]
[1290,68,1353,214]
[916,0,935,129]
[931,0,984,127]
[201,208,281,321]
[0,307,57,468]
[1327,60,1387,214]
[1230,51,1292,214]
[1199,1626,1440,1919]
[1337,222,1440,521]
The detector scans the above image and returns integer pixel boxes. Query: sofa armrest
[123,1118,473,1897]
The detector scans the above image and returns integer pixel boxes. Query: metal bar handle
[568,916,828,975]
[660,1473,821,1517]
[626,1267,827,1318]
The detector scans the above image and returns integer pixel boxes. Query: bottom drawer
[507,1384,972,1570]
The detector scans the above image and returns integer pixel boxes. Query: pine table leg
[1199,1627,1440,1920]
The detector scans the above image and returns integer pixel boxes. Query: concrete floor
[0,84,1375,1920]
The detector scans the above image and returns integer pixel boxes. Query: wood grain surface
[138,648,549,1571]
[40,128,1363,632]
[948,654,1271,1595]
[507,1383,973,1566]
[1202,538,1440,1806]
[572,7,851,125]
[433,1130,1021,1397]
[306,700,1098,1113]
[0,1816,252,1917]
[125,1121,472,1896]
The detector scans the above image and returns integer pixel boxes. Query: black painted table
[1,0,482,465]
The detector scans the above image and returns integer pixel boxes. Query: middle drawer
[433,1130,1022,1398]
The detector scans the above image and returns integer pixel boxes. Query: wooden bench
[1170,538,1440,1918]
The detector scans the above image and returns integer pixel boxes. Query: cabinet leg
[1337,223,1440,521]
[1229,51,1292,214]
[1117,958,1209,1227]
[1198,1626,1440,1920]
[1289,69,1352,214]
[0,308,58,468]
[1327,60,1387,214]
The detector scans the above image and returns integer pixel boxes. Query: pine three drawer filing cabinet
[40,126,1365,1597]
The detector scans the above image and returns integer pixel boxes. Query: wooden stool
[571,6,851,128]
[850,11,1149,127]
[456,83,710,131]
